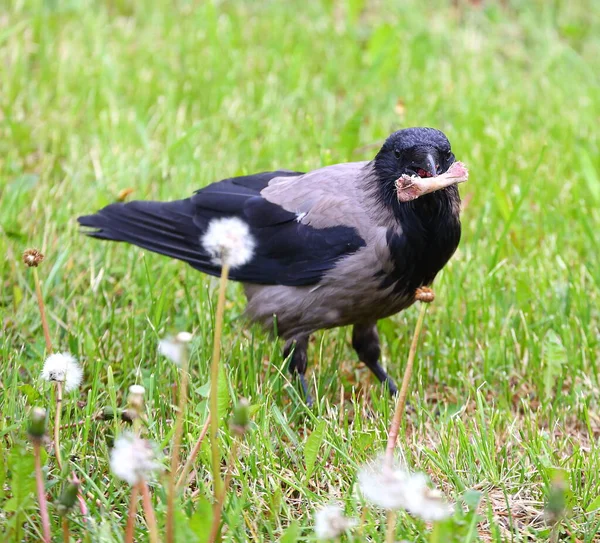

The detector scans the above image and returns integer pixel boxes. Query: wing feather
[79,168,367,286]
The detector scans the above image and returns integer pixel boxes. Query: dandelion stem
[32,267,53,353]
[62,517,70,542]
[210,263,230,501]
[209,438,240,543]
[139,482,160,543]
[430,520,442,543]
[385,302,428,467]
[124,484,139,543]
[32,262,65,474]
[339,384,344,426]
[54,380,64,471]
[357,507,367,536]
[176,414,211,492]
[166,347,190,543]
[33,442,51,543]
[385,510,396,543]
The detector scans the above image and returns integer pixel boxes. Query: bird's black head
[373,127,456,207]
[375,127,455,181]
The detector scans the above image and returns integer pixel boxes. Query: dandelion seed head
[22,248,44,267]
[158,332,192,366]
[31,406,47,420]
[128,384,146,413]
[129,384,145,396]
[358,456,453,519]
[314,505,357,540]
[415,286,435,303]
[41,352,83,392]
[358,457,410,510]
[176,331,193,343]
[109,432,162,486]
[201,217,255,269]
[403,479,454,521]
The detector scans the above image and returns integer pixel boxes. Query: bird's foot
[297,374,314,407]
[386,377,399,397]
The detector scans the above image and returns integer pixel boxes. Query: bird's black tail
[77,199,214,271]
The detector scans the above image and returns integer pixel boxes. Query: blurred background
[1,0,599,271]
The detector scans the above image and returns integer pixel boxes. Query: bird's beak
[410,150,439,178]
[415,153,438,178]
[425,153,438,177]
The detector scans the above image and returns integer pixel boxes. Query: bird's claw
[298,374,314,407]
[386,378,399,397]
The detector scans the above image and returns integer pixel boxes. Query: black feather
[78,170,366,286]
[377,186,461,296]
[369,128,462,294]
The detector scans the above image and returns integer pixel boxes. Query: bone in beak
[396,161,469,203]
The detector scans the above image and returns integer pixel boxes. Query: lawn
[1,0,600,541]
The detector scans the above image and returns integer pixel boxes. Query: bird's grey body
[244,161,415,338]
[78,127,463,401]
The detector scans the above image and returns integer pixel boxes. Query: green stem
[357,507,367,536]
[176,414,211,492]
[429,520,441,543]
[34,442,51,543]
[385,302,428,467]
[385,510,396,543]
[139,482,160,543]
[210,264,230,502]
[124,481,139,543]
[209,438,239,543]
[32,267,53,353]
[54,380,64,471]
[166,346,190,543]
[464,508,478,543]
[62,517,70,542]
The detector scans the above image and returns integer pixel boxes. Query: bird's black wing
[78,171,366,286]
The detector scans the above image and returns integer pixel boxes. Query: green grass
[1,0,600,541]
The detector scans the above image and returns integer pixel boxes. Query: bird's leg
[283,335,312,405]
[352,323,398,396]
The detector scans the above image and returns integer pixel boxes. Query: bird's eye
[393,149,402,159]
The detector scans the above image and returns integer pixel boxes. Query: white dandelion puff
[314,505,357,540]
[402,476,454,521]
[201,217,255,268]
[158,331,192,366]
[175,331,193,343]
[358,456,410,510]
[357,456,453,520]
[41,352,83,392]
[128,384,145,407]
[109,432,162,486]
[127,384,146,413]
[128,384,145,396]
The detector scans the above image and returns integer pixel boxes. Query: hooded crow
[78,127,465,399]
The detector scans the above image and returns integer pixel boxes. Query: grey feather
[242,162,411,337]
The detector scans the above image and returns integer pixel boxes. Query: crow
[78,127,465,399]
